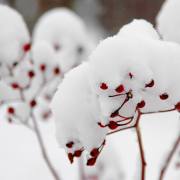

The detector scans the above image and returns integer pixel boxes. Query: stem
[136,125,146,180]
[159,134,180,180]
[31,113,60,180]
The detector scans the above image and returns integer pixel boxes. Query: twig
[159,134,180,180]
[31,113,61,180]
[136,125,147,180]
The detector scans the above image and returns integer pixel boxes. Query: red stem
[136,125,146,180]
[159,134,180,180]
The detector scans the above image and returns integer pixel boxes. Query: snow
[157,0,180,43]
[51,19,180,175]
[0,5,30,66]
[33,7,95,74]
[88,19,180,120]
[51,63,107,154]
[0,113,179,180]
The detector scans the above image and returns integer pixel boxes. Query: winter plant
[0,5,94,180]
[51,19,180,180]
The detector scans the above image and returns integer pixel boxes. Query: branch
[136,125,147,180]
[159,134,180,180]
[31,113,61,180]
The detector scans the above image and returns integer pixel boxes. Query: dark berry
[137,100,146,108]
[87,157,97,166]
[30,99,37,108]
[68,153,74,164]
[108,121,118,130]
[23,43,31,52]
[145,79,154,88]
[100,83,108,90]
[66,141,74,148]
[74,150,82,157]
[54,67,60,75]
[90,148,99,157]
[28,70,35,79]
[11,83,19,89]
[160,93,169,100]
[115,84,124,93]
[7,107,15,114]
[40,64,46,72]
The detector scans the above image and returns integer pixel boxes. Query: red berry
[66,141,74,148]
[137,100,146,108]
[11,83,19,89]
[30,99,37,108]
[159,93,169,100]
[175,102,180,111]
[115,84,124,93]
[28,70,35,79]
[40,64,46,72]
[87,157,97,166]
[100,83,108,90]
[23,43,31,52]
[7,107,15,114]
[54,67,60,75]
[145,79,154,88]
[68,153,74,164]
[129,72,133,79]
[90,148,99,157]
[108,121,118,130]
[74,150,82,157]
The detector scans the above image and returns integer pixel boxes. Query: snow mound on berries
[118,19,160,40]
[88,19,180,119]
[33,8,94,73]
[51,19,180,166]
[51,63,106,153]
[0,5,30,65]
[157,0,180,43]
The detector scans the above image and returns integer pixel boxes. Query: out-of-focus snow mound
[33,8,95,74]
[157,0,180,43]
[0,5,30,65]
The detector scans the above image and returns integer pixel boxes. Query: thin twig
[136,125,147,180]
[31,112,60,180]
[159,135,180,180]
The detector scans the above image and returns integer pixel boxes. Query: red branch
[159,134,180,180]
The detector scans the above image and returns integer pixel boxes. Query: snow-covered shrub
[33,7,94,74]
[32,8,95,120]
[0,5,62,180]
[51,19,180,180]
[157,0,180,43]
[0,4,30,77]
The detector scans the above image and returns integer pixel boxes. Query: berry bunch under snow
[0,5,61,123]
[31,8,95,119]
[33,7,94,74]
[51,19,180,166]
